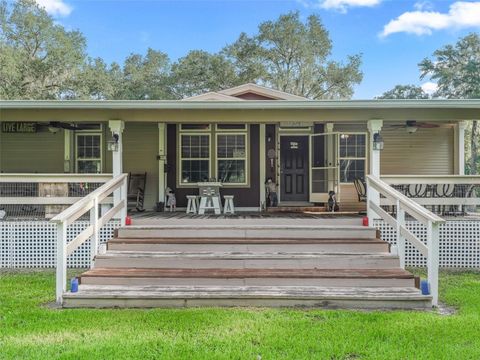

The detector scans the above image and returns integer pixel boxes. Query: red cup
[125,216,132,226]
[362,216,369,227]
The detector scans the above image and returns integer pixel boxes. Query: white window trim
[180,124,211,132]
[339,132,367,184]
[75,132,103,173]
[215,131,249,186]
[178,132,212,185]
[215,124,247,132]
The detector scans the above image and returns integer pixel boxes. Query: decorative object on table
[197,182,222,215]
[223,195,235,215]
[327,190,339,212]
[165,187,177,212]
[265,177,278,207]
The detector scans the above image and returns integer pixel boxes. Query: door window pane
[339,134,366,183]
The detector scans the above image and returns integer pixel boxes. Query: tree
[169,50,240,98]
[0,0,86,99]
[377,85,429,99]
[419,33,480,174]
[118,48,173,100]
[224,12,363,99]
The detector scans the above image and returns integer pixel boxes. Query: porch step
[80,268,417,287]
[93,251,399,269]
[117,225,377,239]
[63,285,432,310]
[107,237,390,253]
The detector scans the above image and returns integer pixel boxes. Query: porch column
[259,124,266,210]
[158,123,167,204]
[108,120,125,219]
[367,119,383,220]
[455,121,466,175]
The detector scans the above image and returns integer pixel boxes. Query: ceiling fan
[37,122,92,133]
[387,120,440,133]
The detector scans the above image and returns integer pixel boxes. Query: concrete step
[93,251,400,269]
[107,237,390,253]
[62,285,432,309]
[117,225,377,240]
[80,268,417,287]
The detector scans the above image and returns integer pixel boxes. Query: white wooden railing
[51,174,128,304]
[366,175,445,306]
[0,173,113,204]
[381,175,480,211]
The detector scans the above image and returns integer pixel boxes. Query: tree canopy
[0,3,363,100]
[377,85,429,99]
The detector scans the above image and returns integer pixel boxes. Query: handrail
[366,175,444,307]
[0,173,113,183]
[51,174,128,304]
[382,174,480,185]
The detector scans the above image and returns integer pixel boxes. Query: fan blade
[417,122,439,128]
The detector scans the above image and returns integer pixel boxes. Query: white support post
[55,221,67,305]
[64,129,71,173]
[427,221,440,307]
[455,121,466,175]
[90,197,99,267]
[108,120,125,219]
[396,200,405,268]
[367,119,383,220]
[259,124,266,210]
[158,123,166,204]
[121,175,128,223]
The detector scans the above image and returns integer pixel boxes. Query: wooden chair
[353,177,367,203]
[127,172,146,212]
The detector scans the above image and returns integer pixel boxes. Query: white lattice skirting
[0,220,120,268]
[1,220,480,268]
[374,219,480,268]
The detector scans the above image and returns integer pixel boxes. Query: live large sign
[1,122,37,133]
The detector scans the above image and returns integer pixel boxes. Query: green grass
[1,270,480,359]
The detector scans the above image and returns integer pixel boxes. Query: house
[1,83,480,309]
[0,83,475,212]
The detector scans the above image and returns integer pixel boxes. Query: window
[180,134,210,183]
[339,133,366,183]
[76,134,102,173]
[217,134,247,184]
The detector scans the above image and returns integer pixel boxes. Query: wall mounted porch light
[373,132,384,151]
[107,133,119,152]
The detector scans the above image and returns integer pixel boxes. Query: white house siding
[123,122,159,210]
[0,127,65,173]
[381,126,454,175]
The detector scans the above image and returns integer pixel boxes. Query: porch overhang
[1,99,479,123]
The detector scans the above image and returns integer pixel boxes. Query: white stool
[186,195,198,214]
[223,195,235,215]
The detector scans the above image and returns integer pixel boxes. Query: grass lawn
[0,270,480,359]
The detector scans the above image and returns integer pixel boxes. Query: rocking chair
[128,172,147,212]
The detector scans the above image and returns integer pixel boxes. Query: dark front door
[280,136,309,202]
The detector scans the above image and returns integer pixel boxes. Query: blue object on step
[420,280,430,295]
[70,277,79,293]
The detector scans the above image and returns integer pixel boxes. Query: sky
[32,0,480,99]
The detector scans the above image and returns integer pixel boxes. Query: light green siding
[381,126,454,175]
[123,122,159,210]
[0,127,64,173]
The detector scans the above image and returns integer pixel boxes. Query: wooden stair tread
[65,285,428,301]
[82,268,414,279]
[96,251,395,259]
[109,237,385,244]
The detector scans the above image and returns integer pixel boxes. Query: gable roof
[181,92,242,101]
[218,83,307,100]
[182,83,308,101]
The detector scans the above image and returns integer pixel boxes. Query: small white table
[197,182,222,215]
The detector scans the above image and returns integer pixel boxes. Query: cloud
[421,82,438,95]
[312,0,382,12]
[35,0,72,16]
[381,1,480,37]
